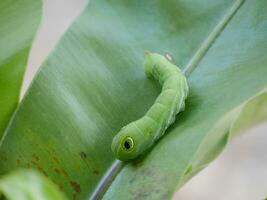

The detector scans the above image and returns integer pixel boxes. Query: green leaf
[1,0,267,199]
[0,169,66,200]
[0,0,42,138]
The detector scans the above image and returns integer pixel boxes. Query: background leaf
[0,0,42,138]
[0,169,66,200]
[0,0,266,199]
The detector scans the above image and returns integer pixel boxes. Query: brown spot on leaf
[16,159,21,165]
[32,154,39,161]
[70,181,81,193]
[52,156,60,164]
[79,152,87,159]
[54,168,61,174]
[58,185,64,191]
[31,160,38,165]
[61,169,69,177]
[29,159,48,177]
[37,166,48,177]
[93,170,99,175]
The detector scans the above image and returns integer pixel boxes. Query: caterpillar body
[111,52,189,161]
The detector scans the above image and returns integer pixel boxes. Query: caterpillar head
[111,123,148,161]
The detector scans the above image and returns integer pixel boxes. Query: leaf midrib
[183,0,245,77]
[91,0,246,199]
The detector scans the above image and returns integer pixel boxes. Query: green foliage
[0,0,42,137]
[0,0,267,200]
[0,169,66,200]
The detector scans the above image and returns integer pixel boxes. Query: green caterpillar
[111,52,189,161]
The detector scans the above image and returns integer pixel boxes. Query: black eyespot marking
[123,137,134,151]
[124,141,131,149]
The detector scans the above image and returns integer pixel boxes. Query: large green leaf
[1,0,267,199]
[0,0,42,137]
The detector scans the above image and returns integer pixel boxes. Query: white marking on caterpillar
[165,53,173,61]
